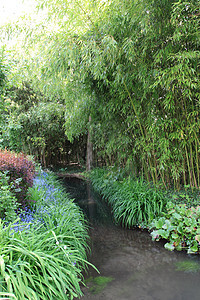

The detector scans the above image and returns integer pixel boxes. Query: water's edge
[63,177,200,300]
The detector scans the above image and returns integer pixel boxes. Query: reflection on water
[63,177,113,225]
[63,178,200,300]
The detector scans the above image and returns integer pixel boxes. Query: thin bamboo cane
[157,167,167,189]
[195,140,200,188]
[185,144,193,192]
[190,143,198,189]
[183,156,187,191]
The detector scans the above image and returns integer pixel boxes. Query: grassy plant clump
[32,171,90,265]
[88,168,168,227]
[0,170,91,300]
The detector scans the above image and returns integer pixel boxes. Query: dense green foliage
[0,80,86,167]
[5,100,66,165]
[0,171,91,299]
[1,0,198,189]
[0,56,6,96]
[0,49,9,122]
[0,171,18,221]
[88,168,168,227]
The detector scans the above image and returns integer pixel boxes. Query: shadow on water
[63,177,200,300]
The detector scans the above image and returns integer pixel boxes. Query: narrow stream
[63,177,200,300]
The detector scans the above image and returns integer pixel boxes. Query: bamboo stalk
[190,143,198,189]
[195,140,200,188]
[153,151,158,185]
[183,156,187,191]
[157,167,167,189]
[185,144,193,192]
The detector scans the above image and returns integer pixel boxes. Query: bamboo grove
[1,0,200,190]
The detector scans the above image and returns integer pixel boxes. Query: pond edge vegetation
[87,168,200,255]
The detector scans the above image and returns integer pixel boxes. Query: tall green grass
[0,171,93,300]
[88,168,168,227]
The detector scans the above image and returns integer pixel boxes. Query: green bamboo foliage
[2,0,200,190]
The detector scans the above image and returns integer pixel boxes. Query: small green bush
[0,171,18,221]
[150,202,200,254]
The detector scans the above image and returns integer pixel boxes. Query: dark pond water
[63,178,200,300]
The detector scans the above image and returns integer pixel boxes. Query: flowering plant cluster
[0,170,91,300]
[0,149,35,208]
[150,202,200,254]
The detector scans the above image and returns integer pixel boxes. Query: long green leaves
[88,168,168,227]
[0,171,92,299]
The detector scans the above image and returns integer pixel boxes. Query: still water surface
[63,178,200,300]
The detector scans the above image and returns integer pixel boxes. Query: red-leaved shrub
[0,149,35,208]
